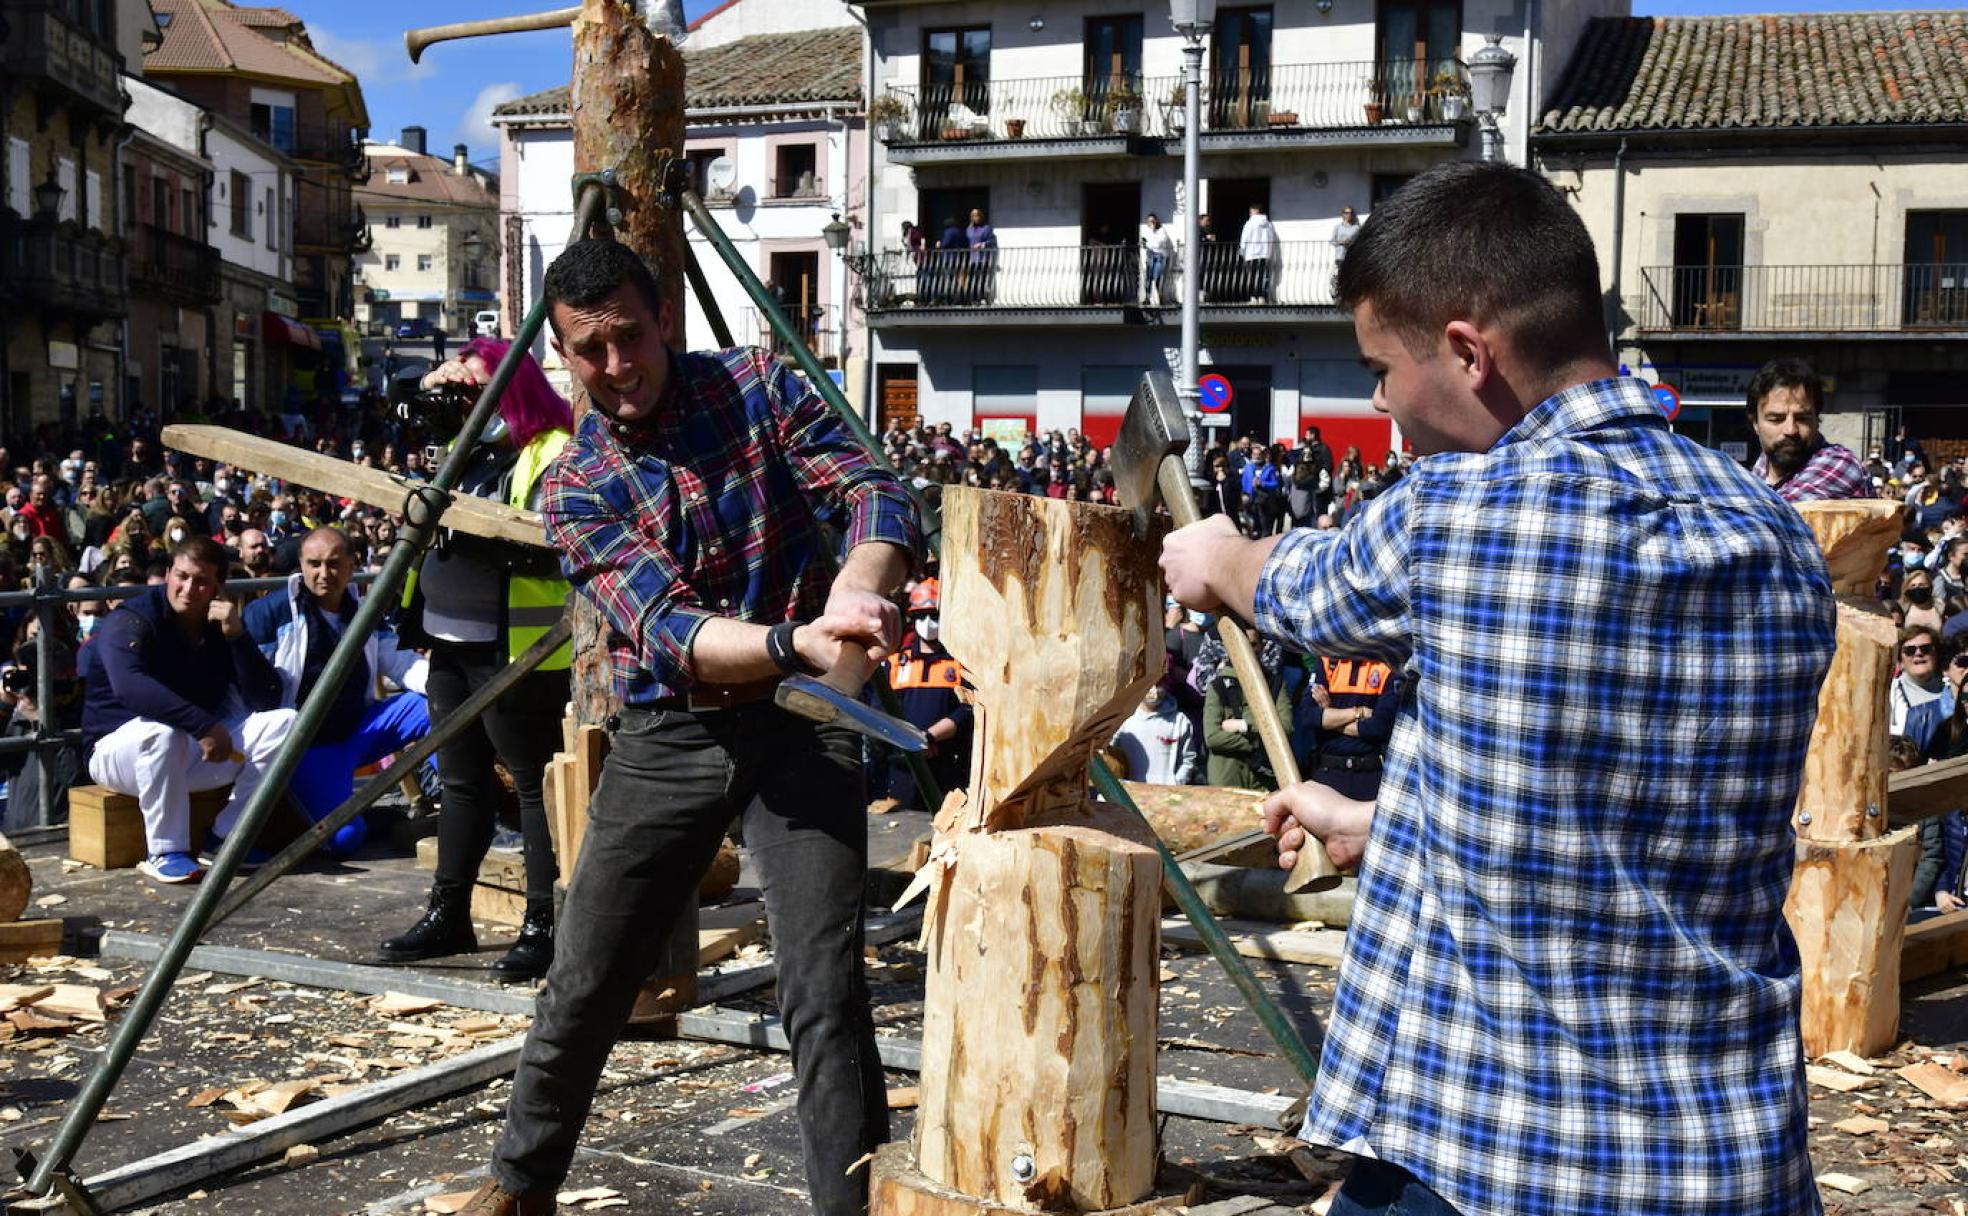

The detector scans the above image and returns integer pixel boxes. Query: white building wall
[124,77,205,157]
[207,125,293,284]
[687,0,861,49]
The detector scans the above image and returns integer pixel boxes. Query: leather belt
[1316,753,1383,773]
[647,679,778,714]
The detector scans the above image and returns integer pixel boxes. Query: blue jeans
[492,702,886,1212]
[1330,1160,1465,1216]
[1145,251,1168,301]
[287,693,431,855]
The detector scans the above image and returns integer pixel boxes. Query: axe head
[1112,371,1190,536]
[775,675,928,752]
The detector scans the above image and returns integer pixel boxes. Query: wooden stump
[1784,827,1919,1056]
[914,803,1161,1212]
[868,1144,1193,1216]
[0,833,29,924]
[1795,598,1897,842]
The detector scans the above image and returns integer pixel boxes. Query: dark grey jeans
[491,702,889,1213]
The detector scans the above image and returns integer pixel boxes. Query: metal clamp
[570,170,628,233]
[13,1148,104,1213]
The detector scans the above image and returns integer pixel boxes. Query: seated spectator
[242,527,430,855]
[78,537,295,883]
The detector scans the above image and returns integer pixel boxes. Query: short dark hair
[541,239,667,339]
[170,535,229,574]
[1335,162,1609,373]
[1745,358,1822,416]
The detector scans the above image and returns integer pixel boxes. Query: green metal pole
[1089,758,1322,1088]
[24,181,611,1199]
[683,243,736,349]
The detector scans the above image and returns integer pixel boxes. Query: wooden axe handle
[1156,455,1344,893]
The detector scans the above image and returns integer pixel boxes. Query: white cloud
[459,82,524,155]
[308,23,436,88]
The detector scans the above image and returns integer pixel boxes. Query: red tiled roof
[146,0,356,96]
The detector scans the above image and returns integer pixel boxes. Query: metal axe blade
[1112,370,1191,537]
[775,675,928,752]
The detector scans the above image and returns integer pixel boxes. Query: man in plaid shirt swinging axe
[1161,162,1834,1216]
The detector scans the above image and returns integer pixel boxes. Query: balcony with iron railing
[863,240,1339,324]
[1,213,127,319]
[739,305,839,364]
[0,0,124,119]
[1637,264,1968,336]
[875,59,1466,163]
[131,224,222,307]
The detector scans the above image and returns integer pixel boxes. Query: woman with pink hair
[380,337,575,981]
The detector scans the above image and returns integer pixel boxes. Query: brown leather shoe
[458,1178,555,1215]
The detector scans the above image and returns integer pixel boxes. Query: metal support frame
[20,178,614,1202]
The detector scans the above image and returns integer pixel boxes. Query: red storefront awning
[262,311,322,351]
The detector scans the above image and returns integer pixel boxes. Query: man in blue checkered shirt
[1162,163,1833,1216]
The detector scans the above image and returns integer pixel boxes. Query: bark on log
[1796,598,1898,842]
[939,489,1166,831]
[1793,500,1904,596]
[0,833,29,924]
[1784,827,1919,1057]
[916,804,1160,1211]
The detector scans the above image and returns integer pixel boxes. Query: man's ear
[659,297,680,347]
[1442,319,1492,390]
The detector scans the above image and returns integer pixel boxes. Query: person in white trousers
[79,536,295,883]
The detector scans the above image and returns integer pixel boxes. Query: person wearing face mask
[1111,677,1200,784]
[1903,569,1945,634]
[877,577,970,811]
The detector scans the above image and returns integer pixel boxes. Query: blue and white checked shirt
[1255,377,1833,1216]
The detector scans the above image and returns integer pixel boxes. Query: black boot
[491,901,553,981]
[380,880,478,961]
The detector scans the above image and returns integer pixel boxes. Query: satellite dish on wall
[707,156,737,196]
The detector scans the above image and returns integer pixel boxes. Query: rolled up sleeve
[545,457,710,686]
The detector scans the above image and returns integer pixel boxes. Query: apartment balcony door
[1904,211,1968,329]
[922,27,992,140]
[1377,0,1459,112]
[1084,15,1144,125]
[1210,7,1272,130]
[1082,183,1141,305]
[1671,213,1745,330]
[767,251,822,352]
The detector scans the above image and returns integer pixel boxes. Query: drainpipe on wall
[1606,136,1629,355]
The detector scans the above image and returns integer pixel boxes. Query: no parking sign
[1198,373,1233,414]
[1653,384,1681,421]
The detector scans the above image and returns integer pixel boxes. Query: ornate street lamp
[1468,33,1518,163]
[33,171,65,222]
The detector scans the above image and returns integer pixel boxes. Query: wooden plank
[1161,917,1348,968]
[0,918,65,964]
[1888,754,1968,826]
[0,832,29,922]
[160,424,549,548]
[1903,908,1968,983]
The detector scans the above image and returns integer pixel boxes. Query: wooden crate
[66,785,235,870]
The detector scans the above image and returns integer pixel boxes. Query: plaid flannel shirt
[542,347,921,706]
[1255,377,1832,1216]
[1753,439,1873,502]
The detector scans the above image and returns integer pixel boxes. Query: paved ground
[0,806,1963,1215]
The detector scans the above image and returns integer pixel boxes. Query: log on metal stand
[875,488,1177,1216]
[566,0,696,1022]
[1784,499,1918,1057]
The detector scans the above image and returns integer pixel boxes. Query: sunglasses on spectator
[1903,643,1936,657]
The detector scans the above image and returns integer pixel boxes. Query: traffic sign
[1199,414,1232,429]
[1653,384,1681,421]
[1198,373,1233,413]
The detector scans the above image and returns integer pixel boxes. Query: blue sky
[285,0,1929,165]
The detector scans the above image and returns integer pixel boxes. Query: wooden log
[915,803,1161,1211]
[1887,753,1968,826]
[0,918,64,964]
[868,1143,1193,1216]
[1795,597,1897,842]
[1180,864,1357,928]
[1793,500,1904,595]
[939,489,1167,831]
[1784,827,1919,1057]
[0,832,29,923]
[1902,908,1968,983]
[1121,782,1266,855]
[160,425,548,548]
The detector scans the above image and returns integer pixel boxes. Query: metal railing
[877,59,1462,144]
[1637,263,1968,332]
[739,305,838,361]
[865,240,1337,310]
[132,223,222,304]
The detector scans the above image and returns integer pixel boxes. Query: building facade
[0,0,147,435]
[354,129,499,338]
[143,0,367,328]
[492,1,866,395]
[122,76,223,417]
[854,0,1622,455]
[204,112,302,411]
[1536,12,1968,463]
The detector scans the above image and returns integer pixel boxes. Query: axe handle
[1157,456,1344,893]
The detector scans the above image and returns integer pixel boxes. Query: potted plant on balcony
[868,93,909,142]
[1051,87,1091,136]
[1108,82,1143,134]
[1360,76,1384,125]
[1165,82,1188,133]
[1005,117,1027,138]
[1433,65,1470,120]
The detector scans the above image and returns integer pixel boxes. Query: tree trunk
[915,805,1161,1211]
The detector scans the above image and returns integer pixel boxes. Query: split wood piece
[1902,907,1968,983]
[1179,865,1357,929]
[1783,827,1918,1057]
[1176,829,1286,870]
[1161,917,1347,968]
[916,803,1162,1211]
[414,836,530,926]
[160,425,548,548]
[0,919,65,964]
[868,1143,1196,1216]
[1792,499,1903,844]
[0,831,29,922]
[939,488,1166,831]
[1121,782,1267,855]
[1886,752,1968,826]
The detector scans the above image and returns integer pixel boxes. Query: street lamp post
[1468,33,1518,164]
[1171,0,1216,487]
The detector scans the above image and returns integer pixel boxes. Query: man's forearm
[833,541,911,600]
[1214,533,1286,622]
[687,618,782,685]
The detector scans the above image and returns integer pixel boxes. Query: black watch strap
[766,620,804,675]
